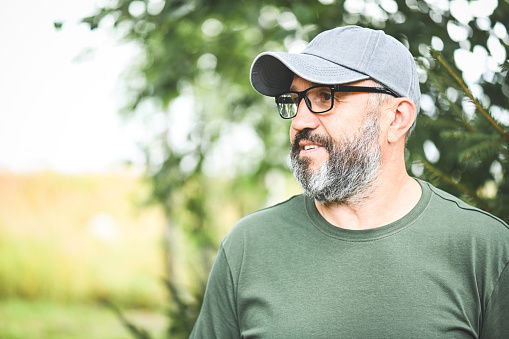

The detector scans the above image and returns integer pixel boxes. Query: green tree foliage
[83,0,509,337]
[417,50,509,220]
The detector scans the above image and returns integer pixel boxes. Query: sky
[0,0,145,173]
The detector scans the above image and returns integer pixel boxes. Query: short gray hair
[364,79,415,141]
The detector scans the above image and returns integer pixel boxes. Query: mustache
[291,129,334,155]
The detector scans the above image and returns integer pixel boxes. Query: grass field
[0,299,167,339]
[0,169,169,338]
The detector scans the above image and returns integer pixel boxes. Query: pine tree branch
[417,156,493,212]
[460,138,505,161]
[428,75,477,133]
[441,130,493,142]
[501,61,509,74]
[431,50,509,141]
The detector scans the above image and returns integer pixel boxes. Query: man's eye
[320,92,332,101]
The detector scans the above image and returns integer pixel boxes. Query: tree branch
[431,51,509,141]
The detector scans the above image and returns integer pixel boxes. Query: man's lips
[299,140,325,153]
[292,129,331,156]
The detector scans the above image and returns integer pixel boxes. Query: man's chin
[297,155,327,172]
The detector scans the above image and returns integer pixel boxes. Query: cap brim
[250,52,370,97]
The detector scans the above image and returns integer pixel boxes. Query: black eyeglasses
[275,85,400,119]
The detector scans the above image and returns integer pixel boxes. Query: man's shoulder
[241,194,306,221]
[230,194,306,232]
[420,179,509,235]
[221,194,308,249]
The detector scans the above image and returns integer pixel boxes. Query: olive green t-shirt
[190,180,509,338]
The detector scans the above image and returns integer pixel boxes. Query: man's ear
[386,98,416,143]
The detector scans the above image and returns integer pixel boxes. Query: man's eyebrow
[290,82,321,91]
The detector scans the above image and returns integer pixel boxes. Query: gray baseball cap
[250,25,420,112]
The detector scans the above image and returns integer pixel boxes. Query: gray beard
[290,112,382,207]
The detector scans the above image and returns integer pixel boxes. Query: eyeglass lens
[277,86,333,119]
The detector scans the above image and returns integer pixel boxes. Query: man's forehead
[289,76,319,91]
[289,76,375,91]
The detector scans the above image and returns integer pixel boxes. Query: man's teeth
[303,145,319,150]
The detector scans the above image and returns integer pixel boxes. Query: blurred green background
[1,0,509,338]
[0,171,168,338]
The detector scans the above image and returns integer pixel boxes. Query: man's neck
[315,174,422,230]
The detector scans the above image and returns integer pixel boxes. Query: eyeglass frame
[274,84,401,119]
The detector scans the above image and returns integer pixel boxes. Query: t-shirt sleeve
[480,262,509,339]
[189,246,240,339]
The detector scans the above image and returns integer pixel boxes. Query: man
[190,26,509,338]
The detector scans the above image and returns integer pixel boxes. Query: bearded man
[190,26,509,338]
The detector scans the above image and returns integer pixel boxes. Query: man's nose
[291,98,320,132]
